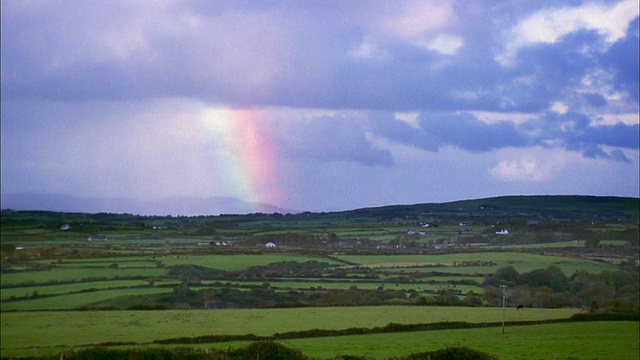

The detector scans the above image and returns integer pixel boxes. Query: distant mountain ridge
[0,193,298,216]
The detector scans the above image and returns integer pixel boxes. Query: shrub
[403,346,498,360]
[227,341,307,360]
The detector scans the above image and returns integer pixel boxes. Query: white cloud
[489,148,571,181]
[499,0,639,65]
[394,111,420,128]
[350,37,389,60]
[550,101,569,114]
[421,34,464,55]
[471,111,536,125]
[590,113,640,126]
[377,0,456,40]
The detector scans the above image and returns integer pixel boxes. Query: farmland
[1,195,638,358]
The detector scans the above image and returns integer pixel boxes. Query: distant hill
[1,193,637,220]
[343,195,640,221]
[0,193,298,216]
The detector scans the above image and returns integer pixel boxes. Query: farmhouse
[495,229,509,235]
[265,242,277,248]
[87,236,110,242]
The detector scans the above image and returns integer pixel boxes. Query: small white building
[88,236,110,242]
[265,242,277,248]
[60,224,72,231]
[495,229,509,235]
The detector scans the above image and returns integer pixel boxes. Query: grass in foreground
[0,306,578,357]
[281,320,639,359]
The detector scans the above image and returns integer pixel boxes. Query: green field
[336,252,616,275]
[0,267,166,286]
[1,288,172,311]
[0,306,581,358]
[0,279,152,300]
[281,321,639,359]
[158,254,341,270]
[1,196,638,358]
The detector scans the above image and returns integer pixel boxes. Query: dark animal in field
[517,304,524,310]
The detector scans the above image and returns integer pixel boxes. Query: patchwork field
[1,196,638,358]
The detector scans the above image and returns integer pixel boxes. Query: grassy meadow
[1,306,581,358]
[1,196,638,358]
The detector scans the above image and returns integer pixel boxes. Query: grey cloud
[2,1,635,113]
[369,109,637,163]
[370,112,531,153]
[521,111,638,161]
[599,17,640,105]
[279,115,394,167]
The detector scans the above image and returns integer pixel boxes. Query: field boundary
[69,312,635,347]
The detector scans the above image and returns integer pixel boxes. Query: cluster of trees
[483,266,639,311]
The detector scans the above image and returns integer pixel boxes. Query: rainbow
[200,107,281,211]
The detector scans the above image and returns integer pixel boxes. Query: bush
[404,346,498,360]
[227,341,307,360]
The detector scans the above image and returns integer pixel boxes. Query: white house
[60,224,72,231]
[88,236,110,242]
[265,242,277,248]
[495,229,509,235]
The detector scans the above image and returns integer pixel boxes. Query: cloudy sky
[1,0,638,214]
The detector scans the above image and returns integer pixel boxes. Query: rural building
[265,242,277,248]
[60,224,72,230]
[87,236,110,242]
[495,229,509,235]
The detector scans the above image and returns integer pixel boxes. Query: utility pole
[500,284,507,334]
